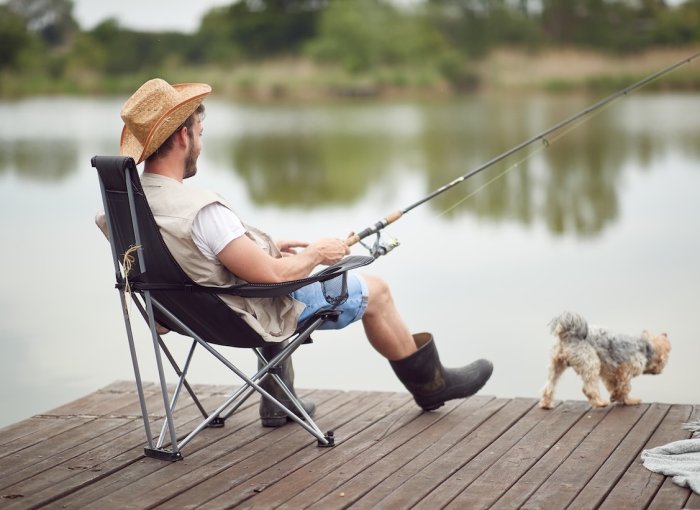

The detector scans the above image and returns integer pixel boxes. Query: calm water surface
[1,93,699,428]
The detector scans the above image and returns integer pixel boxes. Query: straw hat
[120,78,211,164]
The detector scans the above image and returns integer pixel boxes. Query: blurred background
[1,0,699,428]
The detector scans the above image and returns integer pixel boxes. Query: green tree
[197,0,325,61]
[7,0,78,47]
[87,19,192,75]
[426,0,542,57]
[0,5,32,70]
[651,0,700,45]
[307,0,448,73]
[540,0,658,52]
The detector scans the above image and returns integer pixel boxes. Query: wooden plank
[229,393,419,509]
[443,400,592,510]
[685,491,700,509]
[0,417,134,490]
[191,392,413,509]
[93,391,358,508]
[42,382,155,418]
[52,392,352,508]
[246,395,476,509]
[648,477,695,510]
[5,386,263,509]
[0,382,177,464]
[0,416,94,461]
[568,403,672,509]
[0,384,696,510]
[599,403,695,509]
[43,389,317,509]
[302,395,503,510]
[0,416,72,449]
[0,419,145,509]
[491,404,611,509]
[520,403,648,509]
[415,398,550,509]
[377,398,537,510]
[0,417,112,478]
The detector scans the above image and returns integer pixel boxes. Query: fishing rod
[346,51,700,257]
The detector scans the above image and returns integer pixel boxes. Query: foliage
[651,0,700,45]
[2,0,700,96]
[426,0,544,57]
[85,19,192,75]
[195,0,325,65]
[7,0,78,47]
[0,6,32,70]
[306,0,446,72]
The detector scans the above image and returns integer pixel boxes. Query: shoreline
[2,46,699,102]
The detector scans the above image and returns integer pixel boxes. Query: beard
[183,141,198,179]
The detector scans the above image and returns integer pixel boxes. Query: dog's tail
[549,311,588,340]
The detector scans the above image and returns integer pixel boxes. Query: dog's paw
[590,399,609,408]
[623,397,641,405]
[538,398,554,409]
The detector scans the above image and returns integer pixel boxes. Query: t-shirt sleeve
[192,202,246,262]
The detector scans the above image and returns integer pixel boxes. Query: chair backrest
[93,155,267,348]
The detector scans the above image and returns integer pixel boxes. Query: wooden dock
[1,381,698,509]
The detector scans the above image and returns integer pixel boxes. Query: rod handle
[345,210,403,246]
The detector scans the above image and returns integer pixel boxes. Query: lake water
[1,92,698,428]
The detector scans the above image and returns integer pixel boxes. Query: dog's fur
[539,311,670,409]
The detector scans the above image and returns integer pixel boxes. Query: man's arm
[217,234,349,283]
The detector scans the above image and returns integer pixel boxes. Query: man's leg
[362,274,493,411]
[361,274,417,360]
[257,341,316,427]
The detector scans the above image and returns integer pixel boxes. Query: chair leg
[157,338,225,427]
[118,290,154,449]
[257,342,316,427]
[143,298,337,454]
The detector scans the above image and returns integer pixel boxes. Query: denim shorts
[292,273,369,330]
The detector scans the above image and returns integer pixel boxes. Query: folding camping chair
[93,155,374,461]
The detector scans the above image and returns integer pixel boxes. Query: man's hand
[306,238,349,266]
[276,240,309,257]
[218,235,349,284]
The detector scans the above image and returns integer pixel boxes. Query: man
[112,78,493,426]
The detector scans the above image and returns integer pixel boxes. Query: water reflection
[0,140,79,182]
[214,94,700,238]
[1,94,698,239]
[229,132,382,207]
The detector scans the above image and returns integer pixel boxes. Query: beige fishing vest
[135,172,304,342]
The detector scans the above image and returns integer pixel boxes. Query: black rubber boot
[389,332,493,411]
[258,343,316,427]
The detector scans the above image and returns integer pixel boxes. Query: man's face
[183,114,203,179]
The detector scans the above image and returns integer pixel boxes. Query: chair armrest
[127,255,375,298]
[219,255,375,298]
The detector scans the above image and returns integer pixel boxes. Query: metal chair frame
[93,155,373,461]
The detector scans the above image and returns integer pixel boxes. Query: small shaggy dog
[539,311,670,409]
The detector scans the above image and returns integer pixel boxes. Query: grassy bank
[478,46,700,94]
[2,46,700,101]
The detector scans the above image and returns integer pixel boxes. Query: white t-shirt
[191,202,246,262]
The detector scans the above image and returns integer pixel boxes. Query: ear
[175,126,189,148]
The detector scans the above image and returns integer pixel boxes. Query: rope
[121,244,141,296]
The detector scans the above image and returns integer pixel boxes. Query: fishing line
[346,50,700,256]
[436,90,615,218]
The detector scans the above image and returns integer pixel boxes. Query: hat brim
[120,82,211,164]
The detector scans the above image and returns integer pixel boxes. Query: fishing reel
[359,232,400,258]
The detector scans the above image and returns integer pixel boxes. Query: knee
[364,274,393,313]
